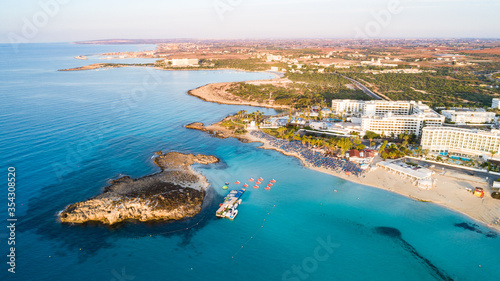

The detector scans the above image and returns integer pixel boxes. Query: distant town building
[441,109,495,125]
[492,98,500,109]
[165,58,199,67]
[266,54,282,62]
[421,127,500,159]
[363,69,436,75]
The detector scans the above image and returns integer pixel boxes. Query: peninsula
[59,152,219,225]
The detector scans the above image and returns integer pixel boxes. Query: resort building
[377,160,434,189]
[320,108,332,115]
[332,100,431,117]
[346,149,378,165]
[363,100,414,117]
[309,122,328,130]
[165,58,199,67]
[492,98,500,109]
[261,117,290,129]
[360,102,444,137]
[331,99,364,115]
[421,127,500,159]
[361,112,443,137]
[332,100,444,137]
[441,109,495,125]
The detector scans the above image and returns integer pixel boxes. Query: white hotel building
[164,58,199,67]
[331,100,364,115]
[332,100,423,117]
[421,127,500,159]
[332,100,444,137]
[363,100,413,116]
[441,109,495,125]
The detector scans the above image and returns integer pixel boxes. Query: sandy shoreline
[182,73,500,233]
[179,71,500,233]
[241,132,500,233]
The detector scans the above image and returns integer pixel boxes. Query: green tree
[337,138,353,157]
[379,140,388,154]
[423,149,430,158]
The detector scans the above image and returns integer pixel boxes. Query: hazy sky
[2,0,499,43]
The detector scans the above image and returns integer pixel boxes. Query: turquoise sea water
[1,43,499,281]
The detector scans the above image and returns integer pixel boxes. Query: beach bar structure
[376,161,434,189]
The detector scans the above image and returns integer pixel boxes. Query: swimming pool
[450,155,471,161]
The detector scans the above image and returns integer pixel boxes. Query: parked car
[492,192,500,200]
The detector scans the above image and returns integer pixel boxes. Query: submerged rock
[374,226,402,238]
[374,226,454,281]
[59,152,219,225]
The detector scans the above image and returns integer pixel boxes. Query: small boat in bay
[216,189,245,220]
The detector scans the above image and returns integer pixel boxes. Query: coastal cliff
[59,152,219,225]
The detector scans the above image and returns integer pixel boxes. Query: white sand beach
[244,131,500,233]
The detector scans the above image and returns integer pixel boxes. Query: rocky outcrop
[59,152,219,225]
[185,122,206,131]
[185,122,231,139]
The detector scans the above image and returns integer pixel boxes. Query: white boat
[228,209,238,220]
[216,189,245,218]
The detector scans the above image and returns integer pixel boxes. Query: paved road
[336,73,384,100]
[405,157,500,186]
[486,71,500,82]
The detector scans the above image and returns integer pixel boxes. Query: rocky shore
[187,82,289,109]
[185,120,253,143]
[59,63,109,71]
[59,63,154,71]
[59,152,219,225]
[185,121,231,139]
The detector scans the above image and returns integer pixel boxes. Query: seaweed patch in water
[374,226,454,281]
[454,222,498,238]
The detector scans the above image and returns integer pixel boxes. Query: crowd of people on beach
[250,131,365,177]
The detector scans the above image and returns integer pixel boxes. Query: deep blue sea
[1,43,499,281]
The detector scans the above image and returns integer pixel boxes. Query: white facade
[309,122,327,130]
[331,100,364,115]
[421,127,500,159]
[441,109,495,125]
[165,58,199,67]
[363,100,413,117]
[492,98,500,109]
[332,100,420,117]
[332,100,444,136]
[361,112,443,137]
[360,102,444,137]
